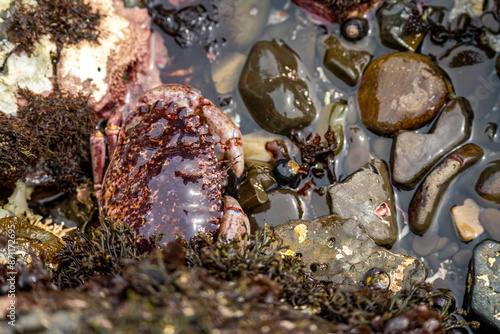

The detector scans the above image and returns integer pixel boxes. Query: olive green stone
[376,0,424,52]
[239,40,318,135]
[322,35,372,86]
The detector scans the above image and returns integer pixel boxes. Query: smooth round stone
[434,237,449,252]
[427,254,442,273]
[479,208,500,240]
[438,242,459,261]
[343,125,370,175]
[453,249,473,268]
[239,40,318,135]
[358,52,449,136]
[412,233,439,257]
[475,160,500,204]
[218,0,271,51]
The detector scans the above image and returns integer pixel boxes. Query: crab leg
[105,107,122,156]
[201,101,244,178]
[90,130,106,200]
[217,196,250,247]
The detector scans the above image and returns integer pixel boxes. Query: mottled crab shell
[100,84,228,243]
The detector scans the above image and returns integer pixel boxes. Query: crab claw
[90,130,106,199]
[217,196,250,248]
[201,101,244,178]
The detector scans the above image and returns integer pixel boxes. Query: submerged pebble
[218,0,271,51]
[412,233,439,257]
[343,125,370,174]
[479,208,500,240]
[453,249,472,267]
[358,52,449,136]
[438,242,460,261]
[475,160,500,204]
[211,52,246,94]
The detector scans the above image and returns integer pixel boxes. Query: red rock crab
[91,84,249,245]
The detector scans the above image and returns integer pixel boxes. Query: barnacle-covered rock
[274,215,427,292]
[465,239,500,332]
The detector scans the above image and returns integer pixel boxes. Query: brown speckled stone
[358,52,449,136]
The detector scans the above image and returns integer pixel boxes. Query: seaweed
[3,222,477,333]
[0,114,35,189]
[0,89,96,192]
[8,0,100,55]
[53,219,162,289]
[291,126,338,183]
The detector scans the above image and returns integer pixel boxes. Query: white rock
[0,36,55,116]
[451,198,484,242]
[0,0,152,117]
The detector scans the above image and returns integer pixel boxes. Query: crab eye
[341,18,369,42]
